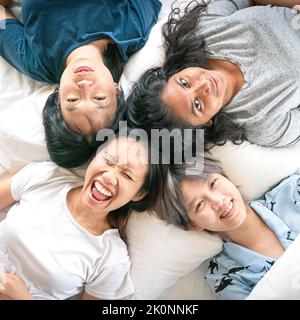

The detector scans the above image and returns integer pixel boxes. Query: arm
[253,1,300,8]
[0,176,16,212]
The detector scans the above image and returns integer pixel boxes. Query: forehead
[100,137,149,166]
[181,179,206,198]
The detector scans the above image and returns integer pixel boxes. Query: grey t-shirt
[200,0,300,147]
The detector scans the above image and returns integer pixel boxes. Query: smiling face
[59,59,118,137]
[161,67,234,126]
[181,174,247,232]
[80,136,149,215]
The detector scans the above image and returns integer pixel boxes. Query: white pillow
[126,211,222,300]
[207,141,300,200]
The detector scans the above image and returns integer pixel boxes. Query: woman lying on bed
[127,0,300,148]
[0,135,165,300]
[0,0,161,168]
[157,159,300,299]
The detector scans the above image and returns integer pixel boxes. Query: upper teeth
[95,181,112,197]
[221,201,233,217]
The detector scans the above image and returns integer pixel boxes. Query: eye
[194,98,202,111]
[94,96,106,101]
[67,98,78,102]
[103,157,113,165]
[210,178,217,189]
[180,78,189,88]
[122,172,133,181]
[195,200,204,212]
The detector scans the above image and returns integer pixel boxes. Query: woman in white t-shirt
[0,135,165,300]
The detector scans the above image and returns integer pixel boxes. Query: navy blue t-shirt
[0,0,161,83]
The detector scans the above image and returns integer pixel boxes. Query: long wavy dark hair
[126,0,245,148]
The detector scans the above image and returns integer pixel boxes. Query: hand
[294,5,300,13]
[0,272,33,300]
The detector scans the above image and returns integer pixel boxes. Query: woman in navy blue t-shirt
[0,0,161,168]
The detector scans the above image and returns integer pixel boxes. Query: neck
[67,187,111,236]
[223,205,265,248]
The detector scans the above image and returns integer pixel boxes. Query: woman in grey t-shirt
[127,0,300,148]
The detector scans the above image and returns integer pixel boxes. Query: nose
[102,170,118,187]
[210,193,227,212]
[77,79,93,90]
[194,78,211,96]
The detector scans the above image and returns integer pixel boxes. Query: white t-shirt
[0,162,134,300]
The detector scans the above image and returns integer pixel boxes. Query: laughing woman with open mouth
[0,135,165,300]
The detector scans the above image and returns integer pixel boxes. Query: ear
[114,83,122,95]
[131,191,147,202]
[187,224,204,232]
[203,120,213,127]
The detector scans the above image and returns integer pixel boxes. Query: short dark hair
[103,43,125,83]
[43,44,126,168]
[126,0,246,148]
[43,88,126,168]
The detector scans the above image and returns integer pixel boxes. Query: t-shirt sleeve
[204,0,251,17]
[0,20,28,76]
[11,162,58,201]
[205,256,253,300]
[0,19,47,83]
[85,261,134,300]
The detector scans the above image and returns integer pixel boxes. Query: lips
[75,66,94,74]
[90,180,113,203]
[220,200,236,220]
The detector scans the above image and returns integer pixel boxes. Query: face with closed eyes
[80,136,149,215]
[180,174,247,232]
[161,67,234,126]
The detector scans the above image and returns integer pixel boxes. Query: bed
[1,0,300,300]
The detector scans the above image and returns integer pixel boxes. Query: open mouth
[220,199,236,220]
[75,66,94,74]
[90,180,113,202]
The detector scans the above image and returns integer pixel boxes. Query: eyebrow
[175,79,198,118]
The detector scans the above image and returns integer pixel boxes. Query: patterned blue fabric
[205,174,300,299]
[0,0,161,83]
